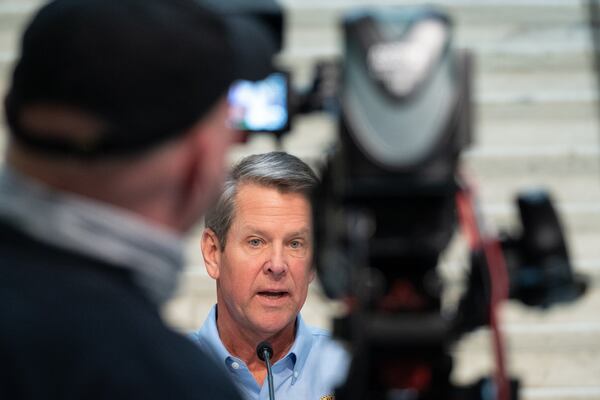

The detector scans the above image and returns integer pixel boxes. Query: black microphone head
[256,341,273,361]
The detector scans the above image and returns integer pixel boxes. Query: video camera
[240,4,588,400]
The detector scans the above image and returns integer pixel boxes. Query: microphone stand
[256,341,275,400]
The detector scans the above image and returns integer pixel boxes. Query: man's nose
[264,245,287,277]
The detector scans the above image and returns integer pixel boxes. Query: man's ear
[202,228,222,280]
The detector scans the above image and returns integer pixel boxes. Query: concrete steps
[452,289,600,392]
[0,1,598,398]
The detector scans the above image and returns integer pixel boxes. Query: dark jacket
[0,221,241,399]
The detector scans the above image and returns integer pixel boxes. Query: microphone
[256,341,275,400]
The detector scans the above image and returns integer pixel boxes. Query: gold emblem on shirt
[320,395,335,400]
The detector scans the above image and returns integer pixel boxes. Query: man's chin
[251,314,295,338]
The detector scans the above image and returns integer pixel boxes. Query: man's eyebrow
[286,228,311,238]
[240,226,270,237]
[240,226,311,238]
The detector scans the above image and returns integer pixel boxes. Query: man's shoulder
[0,279,240,399]
[305,324,348,358]
[295,322,350,398]
[103,325,241,400]
[0,233,241,399]
[302,321,349,373]
[307,324,332,338]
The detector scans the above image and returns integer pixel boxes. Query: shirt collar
[287,311,314,383]
[0,166,185,305]
[194,305,315,383]
[194,305,235,367]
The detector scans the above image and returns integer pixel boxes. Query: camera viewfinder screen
[228,72,288,133]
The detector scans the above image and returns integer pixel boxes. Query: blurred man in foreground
[191,152,349,400]
[0,0,279,398]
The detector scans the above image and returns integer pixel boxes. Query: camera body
[314,7,470,298]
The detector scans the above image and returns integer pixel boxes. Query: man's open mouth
[257,291,289,299]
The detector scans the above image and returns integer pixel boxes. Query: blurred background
[1,0,599,399]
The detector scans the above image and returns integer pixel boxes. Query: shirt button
[231,362,240,370]
[294,371,299,378]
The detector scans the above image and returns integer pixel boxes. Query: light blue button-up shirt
[190,305,349,400]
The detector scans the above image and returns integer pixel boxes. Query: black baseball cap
[4,0,283,158]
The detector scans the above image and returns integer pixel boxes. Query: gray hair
[205,152,319,249]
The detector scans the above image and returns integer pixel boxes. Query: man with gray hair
[191,151,349,400]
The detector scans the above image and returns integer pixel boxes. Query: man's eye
[289,240,303,249]
[248,238,262,247]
